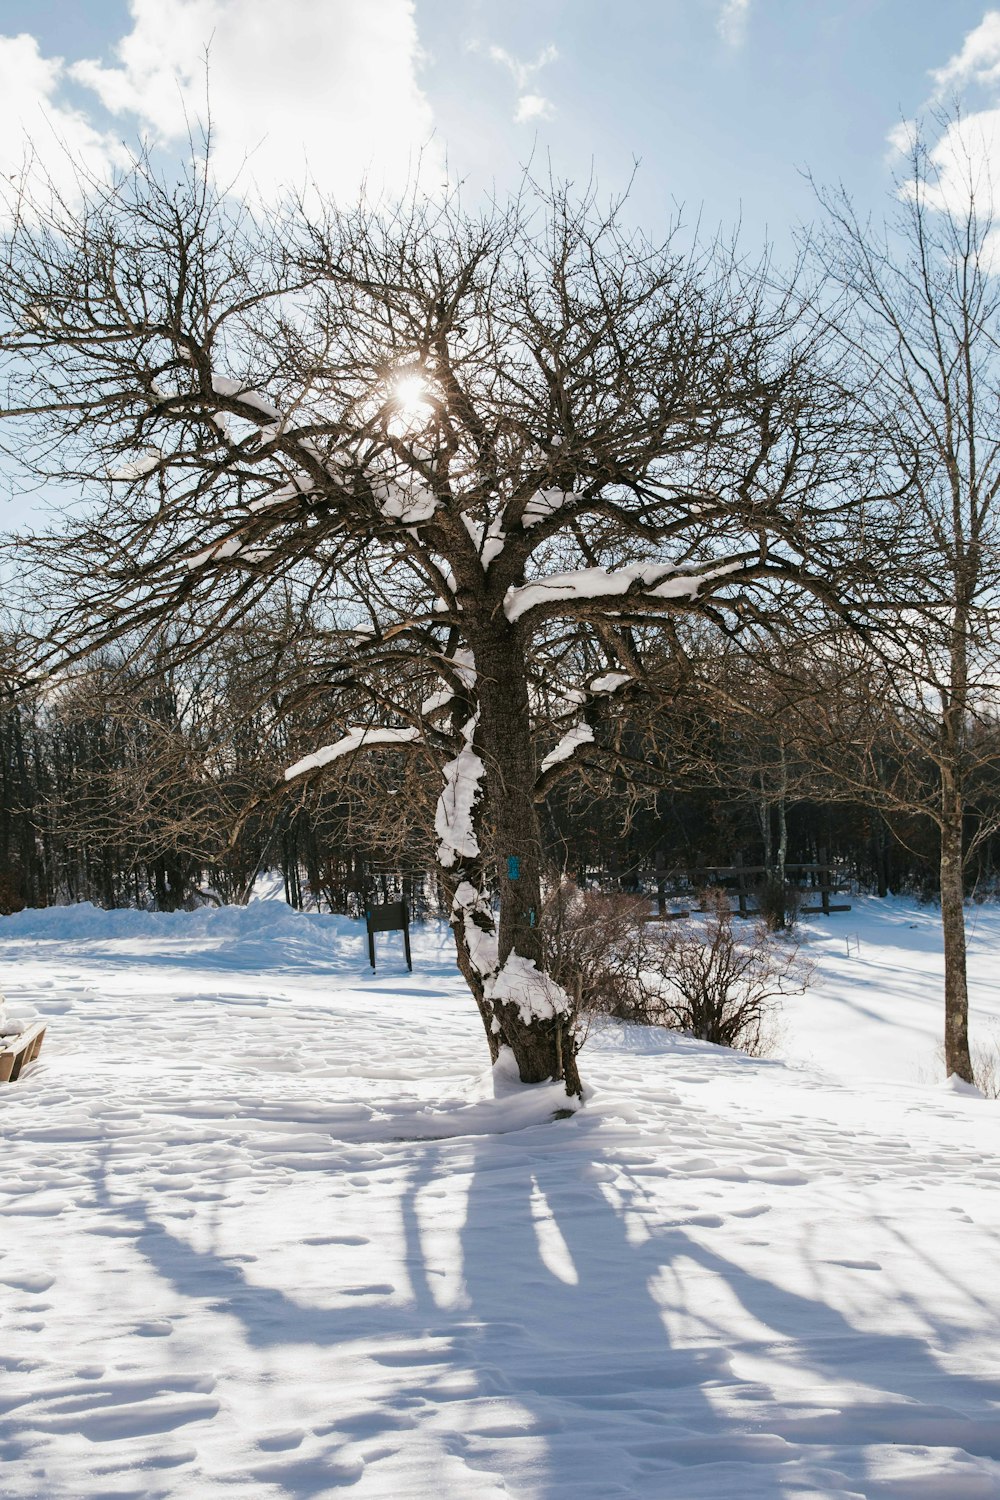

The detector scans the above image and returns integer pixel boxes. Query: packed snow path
[2,900,1000,1498]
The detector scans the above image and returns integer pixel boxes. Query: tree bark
[441,858,501,1065]
[776,746,788,896]
[460,620,582,1097]
[939,603,974,1084]
[940,795,974,1083]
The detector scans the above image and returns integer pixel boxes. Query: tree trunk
[873,816,889,898]
[940,802,974,1083]
[440,857,501,1065]
[776,747,788,895]
[939,613,974,1085]
[453,621,582,1098]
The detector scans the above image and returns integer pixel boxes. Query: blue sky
[417,0,994,250]
[0,0,995,253]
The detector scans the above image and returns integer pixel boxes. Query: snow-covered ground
[3,896,1000,1498]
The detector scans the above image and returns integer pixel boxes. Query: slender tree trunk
[776,746,788,894]
[940,788,974,1083]
[756,777,773,876]
[939,612,974,1084]
[873,816,889,898]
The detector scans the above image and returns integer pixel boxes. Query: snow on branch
[503,559,747,623]
[521,488,578,528]
[375,477,439,524]
[462,511,506,567]
[485,953,574,1025]
[421,688,453,718]
[248,478,313,513]
[590,671,631,694]
[284,725,421,781]
[528,682,585,722]
[210,375,282,421]
[421,648,477,719]
[185,536,244,570]
[539,722,594,772]
[108,449,161,480]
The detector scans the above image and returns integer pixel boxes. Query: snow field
[1,898,1000,1497]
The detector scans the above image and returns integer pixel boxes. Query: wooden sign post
[365,901,412,972]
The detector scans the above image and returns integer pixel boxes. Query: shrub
[539,881,656,1021]
[753,877,801,932]
[655,889,811,1053]
[0,870,25,916]
[539,881,811,1057]
[972,1027,1000,1099]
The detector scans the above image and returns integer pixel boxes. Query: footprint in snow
[143,1448,198,1469]
[1,1272,55,1293]
[748,1167,809,1185]
[303,1234,369,1246]
[257,1429,304,1451]
[63,1393,221,1442]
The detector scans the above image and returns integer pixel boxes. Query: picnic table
[0,1020,46,1083]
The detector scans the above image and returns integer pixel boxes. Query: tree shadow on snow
[87,1107,1000,1500]
[440,1112,1000,1498]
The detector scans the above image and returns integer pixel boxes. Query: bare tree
[805,119,1000,1082]
[0,157,865,1096]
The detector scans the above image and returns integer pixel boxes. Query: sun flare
[390,371,435,426]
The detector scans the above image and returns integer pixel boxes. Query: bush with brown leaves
[540,881,811,1057]
[654,889,811,1053]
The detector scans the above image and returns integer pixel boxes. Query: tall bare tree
[806,120,1000,1082]
[0,158,866,1095]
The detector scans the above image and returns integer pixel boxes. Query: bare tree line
[0,616,995,928]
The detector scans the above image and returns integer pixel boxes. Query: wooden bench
[0,1022,46,1083]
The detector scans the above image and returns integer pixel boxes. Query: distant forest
[0,626,984,918]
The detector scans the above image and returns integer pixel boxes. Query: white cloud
[916,109,1000,219]
[886,118,918,159]
[890,14,1000,243]
[0,0,442,208]
[716,0,751,50]
[482,42,558,125]
[515,93,554,125]
[0,33,128,203]
[930,10,1000,97]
